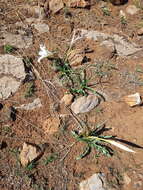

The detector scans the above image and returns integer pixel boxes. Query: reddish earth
[0,0,143,190]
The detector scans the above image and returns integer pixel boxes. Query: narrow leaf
[107,140,135,153]
[76,146,91,160]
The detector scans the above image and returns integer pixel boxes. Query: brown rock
[97,41,115,60]
[49,0,64,13]
[67,49,84,67]
[20,142,42,167]
[137,28,143,36]
[63,0,90,8]
[123,173,131,185]
[42,117,60,135]
[60,94,74,106]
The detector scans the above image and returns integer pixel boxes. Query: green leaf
[44,153,58,165]
[4,44,16,53]
[76,146,91,160]
[26,161,37,170]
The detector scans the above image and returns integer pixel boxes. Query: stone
[60,94,74,106]
[80,173,106,190]
[25,17,36,24]
[126,5,139,15]
[33,23,49,34]
[20,142,42,167]
[98,1,107,8]
[67,49,84,66]
[137,28,143,36]
[0,32,33,49]
[123,173,131,185]
[16,98,42,110]
[63,0,90,8]
[0,55,26,79]
[26,5,46,20]
[80,29,142,57]
[124,93,142,107]
[0,54,26,100]
[0,77,20,100]
[49,0,64,13]
[35,6,46,20]
[42,117,60,135]
[71,94,99,114]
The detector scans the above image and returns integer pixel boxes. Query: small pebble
[137,28,143,36]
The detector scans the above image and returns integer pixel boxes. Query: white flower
[38,44,53,63]
[107,140,135,153]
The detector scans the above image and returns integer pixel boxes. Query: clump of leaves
[70,70,97,96]
[1,125,12,135]
[53,58,72,78]
[135,65,143,73]
[102,7,111,16]
[44,153,58,165]
[72,130,113,159]
[53,57,96,97]
[120,15,127,25]
[24,82,36,98]
[26,161,37,170]
[4,44,16,53]
[72,124,135,160]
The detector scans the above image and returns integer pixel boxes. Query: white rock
[0,55,26,100]
[16,98,42,110]
[0,32,33,49]
[0,76,20,100]
[80,29,142,57]
[0,54,26,79]
[124,92,142,107]
[20,142,42,167]
[80,173,106,190]
[126,5,139,15]
[33,23,49,34]
[71,94,99,114]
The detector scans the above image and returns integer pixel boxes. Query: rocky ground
[0,0,143,190]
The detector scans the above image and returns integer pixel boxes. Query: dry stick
[60,142,76,162]
[0,134,34,142]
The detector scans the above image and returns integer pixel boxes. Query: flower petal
[108,140,135,153]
